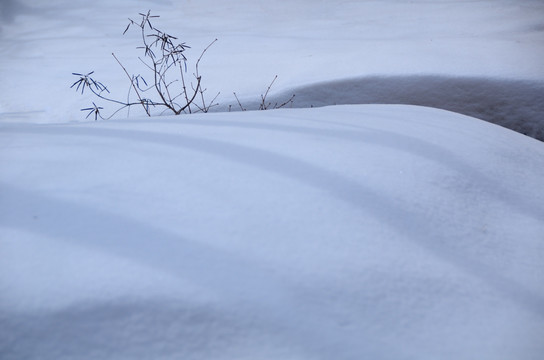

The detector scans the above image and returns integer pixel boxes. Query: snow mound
[1,105,544,360]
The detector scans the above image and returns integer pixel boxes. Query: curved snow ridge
[266,76,544,141]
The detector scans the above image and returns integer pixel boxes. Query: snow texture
[1,1,544,360]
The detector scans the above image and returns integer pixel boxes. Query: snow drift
[2,1,544,359]
[1,105,544,360]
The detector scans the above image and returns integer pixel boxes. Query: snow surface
[1,1,544,359]
[1,0,543,138]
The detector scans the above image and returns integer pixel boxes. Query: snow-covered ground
[1,1,544,359]
[1,0,544,137]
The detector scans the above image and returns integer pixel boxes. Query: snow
[1,1,544,359]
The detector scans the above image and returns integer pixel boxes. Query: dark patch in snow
[241,76,544,141]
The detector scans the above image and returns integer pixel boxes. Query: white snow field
[1,1,544,359]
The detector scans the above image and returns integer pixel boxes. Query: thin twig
[260,75,278,110]
[112,52,150,116]
[276,94,296,109]
[178,76,201,114]
[195,39,218,112]
[233,92,246,111]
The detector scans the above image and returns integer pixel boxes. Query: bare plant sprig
[258,75,296,110]
[232,75,295,112]
[71,10,216,119]
[70,72,108,95]
[81,102,104,120]
[192,38,220,113]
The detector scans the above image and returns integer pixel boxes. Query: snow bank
[1,105,543,359]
